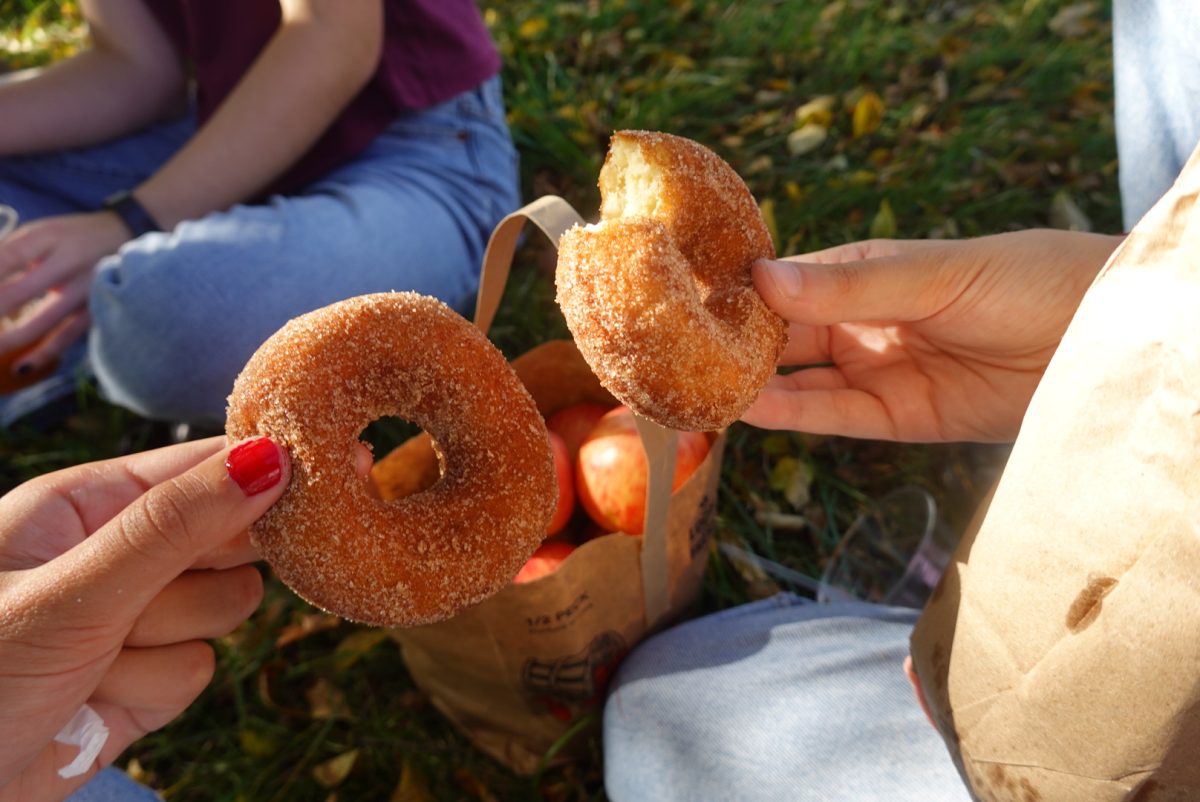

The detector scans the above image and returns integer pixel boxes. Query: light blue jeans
[0,75,519,426]
[66,769,161,802]
[1113,0,1200,229]
[602,594,970,801]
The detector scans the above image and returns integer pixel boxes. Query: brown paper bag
[910,145,1200,800]
[372,197,724,775]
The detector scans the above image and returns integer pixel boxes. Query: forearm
[0,1,185,156]
[136,2,383,229]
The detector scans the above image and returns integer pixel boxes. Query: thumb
[46,437,289,622]
[752,254,949,326]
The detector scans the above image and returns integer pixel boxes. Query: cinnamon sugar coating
[556,130,787,431]
[226,292,556,627]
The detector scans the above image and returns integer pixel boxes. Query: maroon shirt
[144,0,501,195]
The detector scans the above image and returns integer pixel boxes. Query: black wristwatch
[101,190,161,238]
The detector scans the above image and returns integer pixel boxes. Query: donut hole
[600,136,664,220]
[359,415,425,467]
[360,415,444,501]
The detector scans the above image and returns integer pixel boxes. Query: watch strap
[102,190,161,238]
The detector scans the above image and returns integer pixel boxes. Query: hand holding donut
[0,437,288,801]
[741,229,1125,442]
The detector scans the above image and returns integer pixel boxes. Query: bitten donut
[556,130,787,431]
[225,292,556,628]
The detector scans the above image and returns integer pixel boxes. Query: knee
[88,249,236,424]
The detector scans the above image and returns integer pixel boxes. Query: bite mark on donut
[600,139,664,219]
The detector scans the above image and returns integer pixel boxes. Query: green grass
[2,1,1117,799]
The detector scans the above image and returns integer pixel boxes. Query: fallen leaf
[794,95,835,127]
[769,456,813,509]
[657,50,696,71]
[275,613,341,648]
[761,433,795,457]
[852,91,885,138]
[391,758,435,802]
[760,198,780,253]
[744,154,773,175]
[518,17,548,39]
[869,199,897,238]
[238,728,278,758]
[787,123,827,156]
[124,759,148,785]
[313,750,359,789]
[307,678,353,721]
[1049,190,1091,231]
[333,627,390,672]
[1048,2,1095,38]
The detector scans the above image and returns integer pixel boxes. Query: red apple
[546,431,575,536]
[546,402,613,462]
[513,541,577,584]
[575,406,710,535]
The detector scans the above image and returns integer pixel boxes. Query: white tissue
[53,704,110,779]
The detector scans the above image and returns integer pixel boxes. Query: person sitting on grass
[0,0,519,430]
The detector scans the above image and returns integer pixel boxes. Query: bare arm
[0,0,385,372]
[0,0,186,155]
[136,0,385,228]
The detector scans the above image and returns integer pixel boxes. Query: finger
[0,298,58,355]
[125,565,263,647]
[0,241,86,317]
[764,367,849,393]
[28,647,217,792]
[777,323,832,365]
[90,641,215,731]
[0,272,90,355]
[781,239,905,264]
[355,441,373,478]
[740,385,895,440]
[2,439,228,547]
[904,655,937,729]
[751,253,950,327]
[191,529,260,570]
[8,305,90,375]
[0,225,50,282]
[37,437,289,621]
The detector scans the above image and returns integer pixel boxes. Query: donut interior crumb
[601,136,663,219]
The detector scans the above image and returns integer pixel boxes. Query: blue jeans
[1113,0,1200,229]
[0,75,519,425]
[66,768,161,801]
[602,594,970,801]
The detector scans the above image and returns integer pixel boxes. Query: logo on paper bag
[521,631,628,721]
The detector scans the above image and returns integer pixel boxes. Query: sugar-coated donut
[556,130,787,431]
[225,292,556,627]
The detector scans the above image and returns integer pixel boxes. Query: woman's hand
[0,436,289,802]
[0,211,131,373]
[741,229,1125,442]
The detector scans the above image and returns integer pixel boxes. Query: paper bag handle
[473,195,585,335]
[473,196,681,629]
[633,416,679,628]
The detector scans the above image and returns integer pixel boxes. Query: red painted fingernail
[226,437,284,496]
